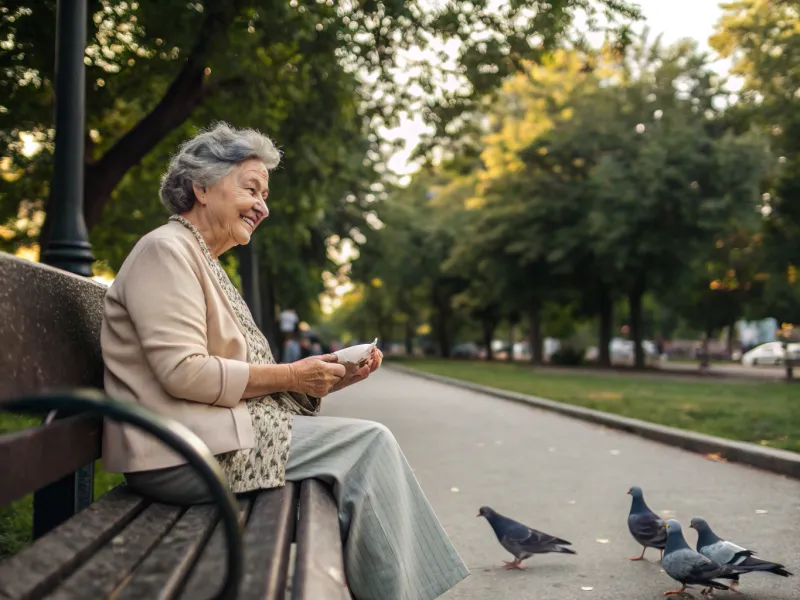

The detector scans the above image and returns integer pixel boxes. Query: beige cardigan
[101,221,255,473]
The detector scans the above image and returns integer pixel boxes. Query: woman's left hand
[366,346,383,373]
[330,347,383,393]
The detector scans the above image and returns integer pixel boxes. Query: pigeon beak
[475,513,480,517]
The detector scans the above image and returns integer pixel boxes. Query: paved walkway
[500,361,788,382]
[659,361,788,380]
[321,368,800,600]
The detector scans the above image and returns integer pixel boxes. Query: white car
[741,341,800,366]
[585,338,660,365]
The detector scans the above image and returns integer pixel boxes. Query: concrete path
[659,361,788,380]
[320,368,800,600]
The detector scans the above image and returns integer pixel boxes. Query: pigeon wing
[703,540,753,566]
[688,558,737,582]
[663,548,703,579]
[629,512,667,548]
[503,523,570,552]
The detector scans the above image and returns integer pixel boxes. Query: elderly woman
[100,123,469,600]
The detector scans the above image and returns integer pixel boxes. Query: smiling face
[190,157,270,255]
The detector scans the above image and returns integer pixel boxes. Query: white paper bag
[334,338,378,366]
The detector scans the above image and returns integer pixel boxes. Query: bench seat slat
[177,498,251,600]
[0,487,146,600]
[239,484,298,600]
[47,503,182,600]
[116,504,217,600]
[0,415,101,507]
[292,480,350,600]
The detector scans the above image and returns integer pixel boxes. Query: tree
[711,0,800,265]
[1,0,640,238]
[546,35,771,368]
[433,34,774,370]
[2,0,642,331]
[442,51,599,364]
[348,181,432,353]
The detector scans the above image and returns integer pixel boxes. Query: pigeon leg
[502,558,527,571]
[728,581,742,595]
[663,584,686,596]
[629,546,647,561]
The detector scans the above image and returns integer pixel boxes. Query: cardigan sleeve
[121,237,249,408]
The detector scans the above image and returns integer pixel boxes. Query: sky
[382,0,729,176]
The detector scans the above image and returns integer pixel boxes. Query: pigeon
[662,519,745,596]
[691,517,793,591]
[627,485,667,561]
[477,506,577,570]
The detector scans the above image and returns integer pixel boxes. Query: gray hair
[159,122,282,214]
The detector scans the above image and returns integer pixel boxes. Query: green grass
[395,358,799,453]
[0,415,124,560]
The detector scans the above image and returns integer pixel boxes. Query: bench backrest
[0,252,107,507]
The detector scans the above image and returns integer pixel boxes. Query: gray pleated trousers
[125,415,470,600]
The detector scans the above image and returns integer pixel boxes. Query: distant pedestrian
[278,308,299,361]
[282,334,301,363]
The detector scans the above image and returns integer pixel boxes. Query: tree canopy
[1,0,642,323]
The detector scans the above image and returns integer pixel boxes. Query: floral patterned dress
[170,215,319,493]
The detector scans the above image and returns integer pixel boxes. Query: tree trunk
[482,319,495,361]
[376,317,391,352]
[598,282,613,368]
[507,323,516,362]
[726,322,736,360]
[628,284,645,369]
[435,310,451,358]
[80,0,248,228]
[528,300,543,365]
[259,265,278,359]
[700,331,711,369]
[433,285,451,358]
[404,318,414,356]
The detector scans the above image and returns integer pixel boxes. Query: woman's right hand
[287,355,346,397]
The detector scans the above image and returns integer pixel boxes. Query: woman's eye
[247,187,257,196]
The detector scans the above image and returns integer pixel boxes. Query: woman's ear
[192,183,207,205]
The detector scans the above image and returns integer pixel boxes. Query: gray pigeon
[662,519,745,596]
[627,485,667,561]
[477,506,577,570]
[691,517,793,591]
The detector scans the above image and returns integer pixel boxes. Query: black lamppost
[33,0,95,539]
[40,0,95,277]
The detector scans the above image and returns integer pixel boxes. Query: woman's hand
[330,346,384,393]
[366,346,383,372]
[287,354,346,397]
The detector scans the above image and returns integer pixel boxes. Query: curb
[388,363,800,480]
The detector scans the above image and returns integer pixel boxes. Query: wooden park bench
[0,252,351,600]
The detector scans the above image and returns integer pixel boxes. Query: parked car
[741,341,800,366]
[509,338,560,361]
[585,338,660,366]
[452,342,481,359]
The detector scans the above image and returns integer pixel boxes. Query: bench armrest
[0,389,243,600]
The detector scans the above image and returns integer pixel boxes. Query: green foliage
[339,27,789,364]
[709,0,800,323]
[0,0,641,319]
